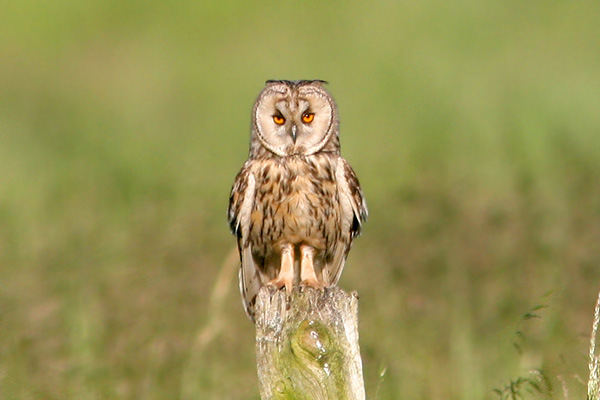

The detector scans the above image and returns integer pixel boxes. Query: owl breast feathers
[228,80,367,321]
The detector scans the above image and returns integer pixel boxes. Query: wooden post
[255,286,366,400]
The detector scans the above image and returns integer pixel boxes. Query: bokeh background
[2,1,599,399]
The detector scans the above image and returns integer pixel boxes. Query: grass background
[1,1,600,399]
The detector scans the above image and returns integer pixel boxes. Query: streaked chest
[253,155,337,208]
[249,155,340,242]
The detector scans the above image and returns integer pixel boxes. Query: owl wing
[228,161,262,320]
[328,157,368,284]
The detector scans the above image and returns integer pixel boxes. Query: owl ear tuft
[295,80,328,87]
[264,79,328,86]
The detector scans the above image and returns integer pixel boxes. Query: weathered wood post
[255,286,366,400]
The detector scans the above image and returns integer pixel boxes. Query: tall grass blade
[587,288,600,400]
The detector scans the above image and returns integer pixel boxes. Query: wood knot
[293,320,331,362]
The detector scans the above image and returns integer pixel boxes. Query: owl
[228,80,368,321]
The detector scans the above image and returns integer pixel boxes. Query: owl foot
[299,245,325,290]
[266,243,294,293]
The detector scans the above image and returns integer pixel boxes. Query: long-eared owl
[228,80,367,321]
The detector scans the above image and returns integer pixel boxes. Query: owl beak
[290,124,297,143]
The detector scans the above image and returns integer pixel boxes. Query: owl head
[250,80,340,157]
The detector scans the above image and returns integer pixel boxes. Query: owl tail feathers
[239,244,264,322]
[324,242,348,287]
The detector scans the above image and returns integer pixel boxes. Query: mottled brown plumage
[228,80,367,321]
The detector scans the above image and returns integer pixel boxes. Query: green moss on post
[255,286,365,400]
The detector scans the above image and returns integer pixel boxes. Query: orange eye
[302,113,314,123]
[273,115,285,125]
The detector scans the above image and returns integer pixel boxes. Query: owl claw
[300,279,327,290]
[266,278,293,293]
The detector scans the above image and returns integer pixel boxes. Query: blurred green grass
[1,1,600,399]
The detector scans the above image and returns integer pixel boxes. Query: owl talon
[266,278,293,293]
[263,282,279,295]
[300,279,327,290]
